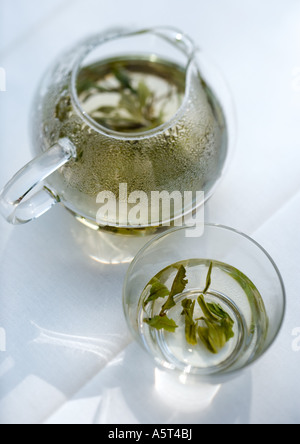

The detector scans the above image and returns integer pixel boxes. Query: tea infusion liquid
[139,259,268,374]
[34,56,227,230]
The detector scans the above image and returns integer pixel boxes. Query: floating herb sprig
[160,265,188,315]
[77,64,178,132]
[143,265,188,334]
[143,277,170,308]
[144,316,178,333]
[143,262,235,354]
[196,294,234,354]
[181,298,198,345]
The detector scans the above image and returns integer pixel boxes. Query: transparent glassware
[123,225,286,381]
[0,27,235,231]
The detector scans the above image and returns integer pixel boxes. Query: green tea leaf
[197,294,235,354]
[161,265,188,314]
[144,315,178,333]
[94,106,116,114]
[205,319,227,350]
[221,318,235,341]
[207,302,230,319]
[203,261,213,294]
[181,299,198,345]
[113,67,136,94]
[160,297,176,313]
[181,298,195,323]
[207,302,235,341]
[170,265,188,297]
[137,81,153,109]
[198,326,217,354]
[185,322,198,346]
[76,79,112,96]
[119,92,141,118]
[144,278,170,308]
[197,294,220,323]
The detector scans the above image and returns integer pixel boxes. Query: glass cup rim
[123,223,286,379]
[70,26,198,141]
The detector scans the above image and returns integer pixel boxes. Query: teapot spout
[150,26,198,63]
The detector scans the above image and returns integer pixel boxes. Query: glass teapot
[0,27,233,231]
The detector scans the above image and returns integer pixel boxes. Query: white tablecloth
[0,0,299,424]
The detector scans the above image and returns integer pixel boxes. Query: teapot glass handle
[0,138,76,225]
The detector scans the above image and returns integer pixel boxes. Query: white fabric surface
[0,0,299,424]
